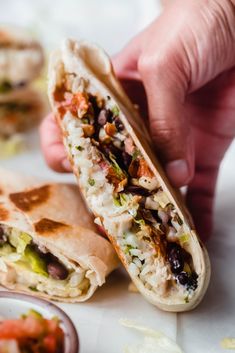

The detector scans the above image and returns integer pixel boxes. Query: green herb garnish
[29,286,39,292]
[113,196,121,207]
[76,145,84,151]
[111,105,119,117]
[134,218,145,226]
[132,149,141,161]
[88,178,95,186]
[109,153,126,179]
[82,117,89,124]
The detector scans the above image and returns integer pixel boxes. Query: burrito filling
[54,77,198,302]
[0,102,36,136]
[0,80,26,93]
[0,225,90,297]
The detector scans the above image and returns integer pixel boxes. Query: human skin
[40,0,235,240]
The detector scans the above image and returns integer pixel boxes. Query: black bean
[177,271,198,290]
[150,210,162,224]
[47,261,69,280]
[101,143,119,158]
[126,185,150,197]
[187,272,198,290]
[167,244,184,274]
[113,116,124,131]
[122,151,132,168]
[98,109,109,126]
[177,272,190,285]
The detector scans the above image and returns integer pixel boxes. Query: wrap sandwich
[0,26,44,92]
[0,87,45,137]
[48,39,211,311]
[0,169,118,302]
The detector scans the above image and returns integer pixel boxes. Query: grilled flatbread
[0,169,119,302]
[48,39,211,311]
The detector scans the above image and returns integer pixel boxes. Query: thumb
[112,36,142,80]
[138,48,194,187]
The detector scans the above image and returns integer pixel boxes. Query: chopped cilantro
[134,218,145,226]
[132,149,141,161]
[111,105,119,117]
[88,178,95,186]
[82,117,89,124]
[76,145,84,151]
[113,196,121,207]
[109,153,126,179]
[29,286,38,292]
[124,244,134,254]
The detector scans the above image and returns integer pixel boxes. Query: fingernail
[166,159,190,187]
[62,158,72,172]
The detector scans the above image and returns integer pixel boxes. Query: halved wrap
[0,26,44,92]
[0,169,119,302]
[0,88,45,137]
[48,39,211,311]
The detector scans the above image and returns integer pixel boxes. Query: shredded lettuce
[111,105,120,117]
[220,337,235,349]
[24,246,48,277]
[9,230,32,254]
[153,191,170,209]
[134,218,146,227]
[120,319,184,353]
[109,153,126,179]
[0,244,14,256]
[17,233,32,253]
[0,134,25,160]
[179,233,189,245]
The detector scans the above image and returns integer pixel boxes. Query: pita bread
[0,168,119,302]
[48,39,210,311]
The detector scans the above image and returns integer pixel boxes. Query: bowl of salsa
[0,291,79,353]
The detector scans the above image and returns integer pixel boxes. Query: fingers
[138,42,194,187]
[39,113,72,173]
[186,125,233,241]
[112,36,142,80]
[113,15,195,187]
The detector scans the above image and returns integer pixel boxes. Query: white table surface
[0,1,235,352]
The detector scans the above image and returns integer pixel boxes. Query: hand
[40,0,235,240]
[112,0,235,240]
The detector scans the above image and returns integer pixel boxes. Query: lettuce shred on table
[120,318,184,353]
[0,134,25,159]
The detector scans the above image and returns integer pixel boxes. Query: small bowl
[0,291,79,353]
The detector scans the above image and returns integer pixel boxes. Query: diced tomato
[0,315,64,353]
[106,166,127,191]
[82,124,95,137]
[0,317,43,340]
[43,334,57,353]
[104,122,116,136]
[137,158,154,178]
[128,159,139,178]
[65,92,89,116]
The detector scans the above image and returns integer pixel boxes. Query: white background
[0,1,235,352]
